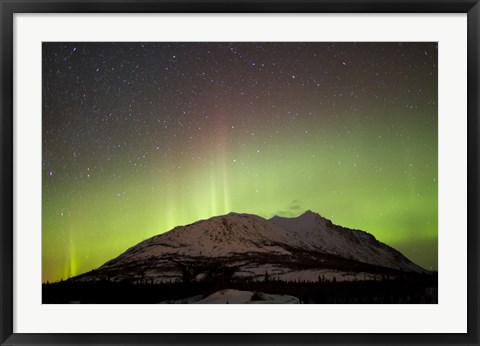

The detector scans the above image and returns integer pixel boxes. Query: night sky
[42,42,438,283]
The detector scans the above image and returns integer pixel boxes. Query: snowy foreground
[162,289,301,304]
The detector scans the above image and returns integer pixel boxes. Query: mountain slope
[103,212,304,266]
[270,210,424,272]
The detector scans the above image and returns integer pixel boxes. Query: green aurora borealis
[42,43,437,283]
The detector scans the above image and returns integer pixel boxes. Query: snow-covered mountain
[72,211,426,284]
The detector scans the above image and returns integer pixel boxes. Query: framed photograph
[1,0,479,345]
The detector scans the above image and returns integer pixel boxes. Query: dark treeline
[42,272,437,304]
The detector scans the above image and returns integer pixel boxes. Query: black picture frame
[1,1,478,345]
